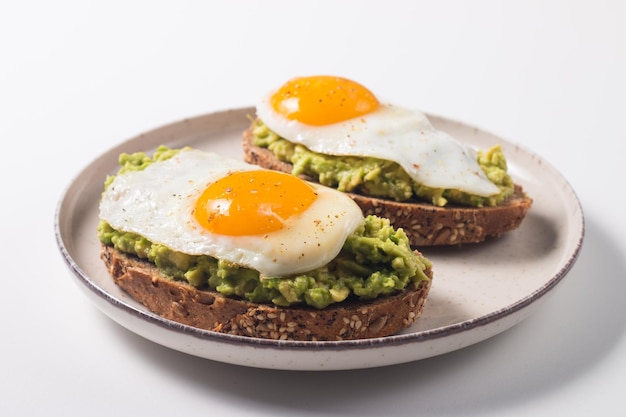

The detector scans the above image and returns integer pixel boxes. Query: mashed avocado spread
[252,119,515,207]
[98,146,432,309]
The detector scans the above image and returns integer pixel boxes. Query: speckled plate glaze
[54,107,584,371]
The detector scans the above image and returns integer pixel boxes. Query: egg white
[99,149,364,277]
[256,96,500,197]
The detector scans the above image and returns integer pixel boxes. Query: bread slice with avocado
[101,245,432,341]
[97,146,433,341]
[243,120,533,247]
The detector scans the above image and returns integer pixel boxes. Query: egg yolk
[194,170,318,236]
[270,75,380,126]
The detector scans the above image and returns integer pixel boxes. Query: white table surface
[2,1,624,416]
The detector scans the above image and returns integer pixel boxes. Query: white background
[2,1,624,416]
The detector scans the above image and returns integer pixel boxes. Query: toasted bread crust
[242,125,532,246]
[101,245,432,341]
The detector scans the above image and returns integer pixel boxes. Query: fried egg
[99,149,364,277]
[256,75,500,196]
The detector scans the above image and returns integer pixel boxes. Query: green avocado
[251,119,515,207]
[98,146,432,309]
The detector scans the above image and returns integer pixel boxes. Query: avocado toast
[243,75,532,246]
[98,146,433,341]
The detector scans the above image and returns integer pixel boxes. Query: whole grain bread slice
[242,126,533,247]
[101,245,433,341]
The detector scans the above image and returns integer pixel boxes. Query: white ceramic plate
[54,107,584,371]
